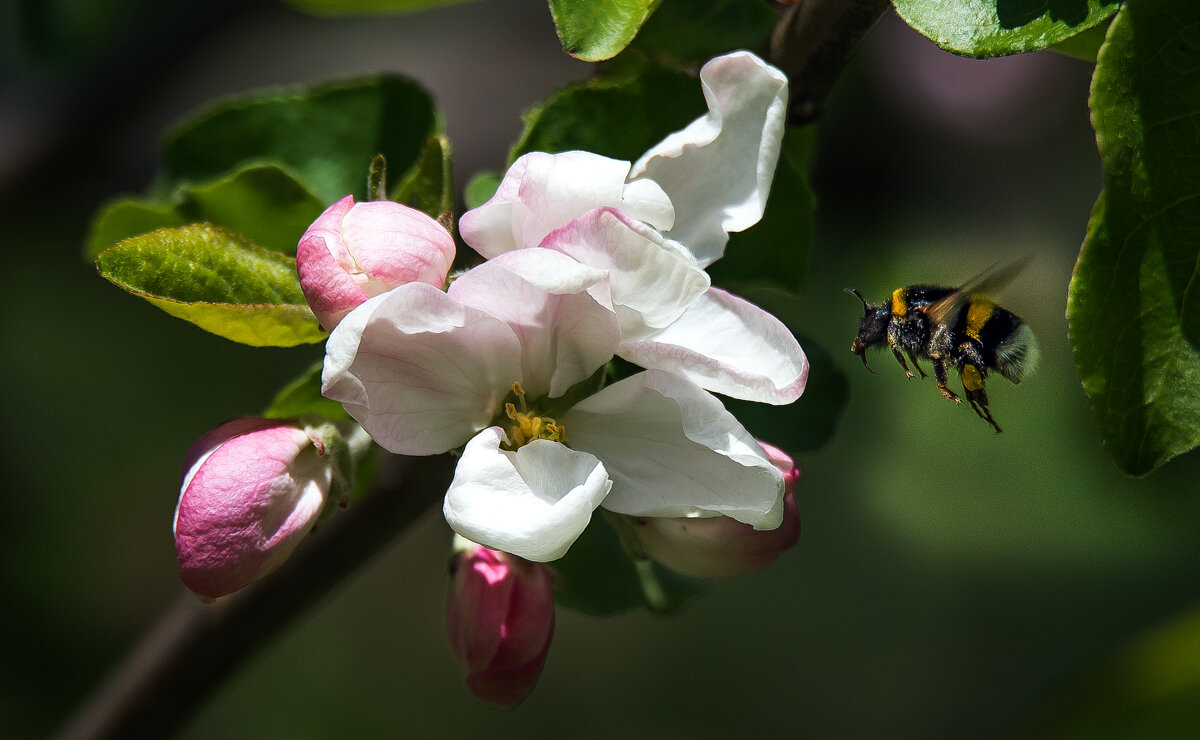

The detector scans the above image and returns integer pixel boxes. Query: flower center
[502,382,566,449]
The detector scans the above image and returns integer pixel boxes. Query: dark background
[5,1,1200,737]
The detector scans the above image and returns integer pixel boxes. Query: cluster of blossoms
[173,51,807,708]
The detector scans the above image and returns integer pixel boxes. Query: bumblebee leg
[960,362,1002,433]
[905,351,928,379]
[890,343,916,379]
[933,359,961,404]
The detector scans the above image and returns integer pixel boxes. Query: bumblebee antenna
[844,287,870,315]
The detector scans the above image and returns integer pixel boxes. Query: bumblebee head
[845,288,890,373]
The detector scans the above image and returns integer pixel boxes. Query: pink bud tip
[297,195,456,330]
[446,541,555,709]
[173,418,332,599]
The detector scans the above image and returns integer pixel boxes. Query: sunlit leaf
[548,0,660,61]
[96,224,326,347]
[1068,1,1200,475]
[891,0,1120,58]
[86,163,325,259]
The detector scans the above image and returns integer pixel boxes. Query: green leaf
[549,0,661,61]
[631,0,777,63]
[512,54,707,163]
[162,76,438,204]
[86,164,325,259]
[891,0,1120,58]
[709,126,818,293]
[551,514,705,615]
[265,362,349,420]
[390,134,453,219]
[285,0,476,14]
[718,287,848,454]
[1068,1,1200,475]
[96,224,326,347]
[86,199,187,260]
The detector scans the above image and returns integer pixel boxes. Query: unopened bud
[446,537,555,709]
[173,418,333,599]
[633,440,801,578]
[297,195,455,329]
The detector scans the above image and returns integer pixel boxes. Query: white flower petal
[322,284,522,455]
[563,370,784,528]
[618,287,808,404]
[460,151,672,257]
[630,51,788,267]
[540,207,710,342]
[444,428,613,562]
[449,250,620,399]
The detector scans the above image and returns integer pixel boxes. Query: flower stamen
[502,383,565,449]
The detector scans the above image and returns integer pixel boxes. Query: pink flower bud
[173,418,332,600]
[633,440,801,578]
[446,539,555,709]
[297,195,456,329]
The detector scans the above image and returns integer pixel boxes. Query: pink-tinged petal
[321,285,523,455]
[178,417,280,492]
[631,438,801,578]
[298,196,366,330]
[446,539,555,709]
[298,196,455,330]
[630,51,788,266]
[618,287,808,404]
[174,421,330,599]
[539,207,709,341]
[449,249,619,398]
[460,151,673,257]
[341,200,455,289]
[563,370,784,528]
[443,428,612,562]
[632,492,799,578]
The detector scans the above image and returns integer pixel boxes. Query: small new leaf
[96,224,326,347]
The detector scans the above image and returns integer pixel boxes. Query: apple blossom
[321,249,786,562]
[446,536,555,709]
[631,440,801,578]
[459,52,806,405]
[297,194,455,330]
[460,50,787,267]
[173,418,341,600]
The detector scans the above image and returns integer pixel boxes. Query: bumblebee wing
[925,256,1032,326]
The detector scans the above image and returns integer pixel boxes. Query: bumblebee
[845,261,1038,433]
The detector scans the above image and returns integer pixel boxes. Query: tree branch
[769,0,892,125]
[55,452,456,740]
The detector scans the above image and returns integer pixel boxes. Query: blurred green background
[5,1,1200,737]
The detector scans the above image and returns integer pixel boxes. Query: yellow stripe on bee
[965,299,996,341]
[891,288,907,317]
[962,363,984,392]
